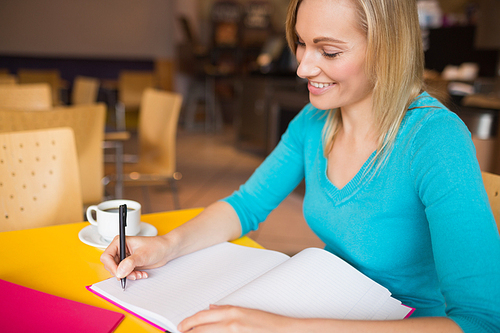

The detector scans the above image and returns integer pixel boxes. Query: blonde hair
[286,0,424,171]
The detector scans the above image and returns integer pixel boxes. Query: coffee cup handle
[86,205,98,226]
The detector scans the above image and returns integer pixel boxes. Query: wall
[0,0,176,59]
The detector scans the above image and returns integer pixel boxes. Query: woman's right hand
[100,235,171,281]
[101,201,242,281]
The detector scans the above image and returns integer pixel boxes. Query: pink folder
[0,278,124,333]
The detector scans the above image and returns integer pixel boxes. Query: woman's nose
[296,50,321,78]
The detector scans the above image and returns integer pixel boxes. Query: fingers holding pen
[116,256,149,280]
[101,236,150,280]
[100,235,172,280]
[100,236,121,276]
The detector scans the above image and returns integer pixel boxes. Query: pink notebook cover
[403,305,415,318]
[0,279,124,333]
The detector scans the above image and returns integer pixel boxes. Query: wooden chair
[0,74,17,85]
[0,83,52,110]
[118,70,156,110]
[0,104,106,206]
[71,76,100,105]
[118,88,183,210]
[116,70,156,130]
[0,128,83,231]
[154,59,175,92]
[481,171,500,234]
[17,69,64,106]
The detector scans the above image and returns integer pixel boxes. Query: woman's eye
[322,51,341,59]
[296,39,306,47]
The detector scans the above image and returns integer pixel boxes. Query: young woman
[101,0,500,331]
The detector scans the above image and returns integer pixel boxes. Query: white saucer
[78,222,158,249]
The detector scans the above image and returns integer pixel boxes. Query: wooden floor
[105,126,324,256]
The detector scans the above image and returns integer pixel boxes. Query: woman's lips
[308,81,335,95]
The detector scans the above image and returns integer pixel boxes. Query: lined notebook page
[216,248,392,320]
[377,298,413,320]
[90,243,289,331]
[371,297,406,320]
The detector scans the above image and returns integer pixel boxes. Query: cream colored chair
[482,171,500,234]
[118,70,156,110]
[0,128,83,231]
[116,70,156,130]
[17,69,64,106]
[118,88,183,210]
[0,74,17,85]
[72,76,100,105]
[0,104,106,206]
[0,83,52,110]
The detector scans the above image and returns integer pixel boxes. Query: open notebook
[88,242,413,333]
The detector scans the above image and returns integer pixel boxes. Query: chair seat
[105,157,181,183]
[133,153,176,174]
[119,158,180,181]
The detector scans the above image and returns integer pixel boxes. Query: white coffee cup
[86,199,142,242]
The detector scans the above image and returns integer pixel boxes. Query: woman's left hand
[177,304,296,333]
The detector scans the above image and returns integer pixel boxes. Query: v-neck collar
[319,148,376,203]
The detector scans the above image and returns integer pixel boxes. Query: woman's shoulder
[399,92,474,158]
[403,92,467,134]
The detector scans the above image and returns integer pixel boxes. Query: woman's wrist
[157,201,242,264]
[159,229,183,263]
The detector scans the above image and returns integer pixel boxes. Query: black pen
[119,204,127,291]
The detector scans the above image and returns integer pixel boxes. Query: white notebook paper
[88,242,413,333]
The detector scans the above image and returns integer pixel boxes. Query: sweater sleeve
[410,109,500,332]
[221,104,312,236]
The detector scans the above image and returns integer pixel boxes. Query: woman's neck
[338,99,377,143]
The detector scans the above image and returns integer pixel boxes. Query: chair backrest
[154,59,175,91]
[138,88,183,175]
[72,76,100,105]
[0,83,52,110]
[17,69,62,106]
[0,128,83,231]
[481,171,500,233]
[0,74,17,85]
[0,104,106,205]
[118,70,156,109]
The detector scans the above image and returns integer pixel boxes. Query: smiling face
[295,0,374,112]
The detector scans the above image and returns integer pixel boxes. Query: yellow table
[0,208,262,332]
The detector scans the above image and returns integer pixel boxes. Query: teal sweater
[223,92,500,332]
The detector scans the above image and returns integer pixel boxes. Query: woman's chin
[308,98,338,111]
